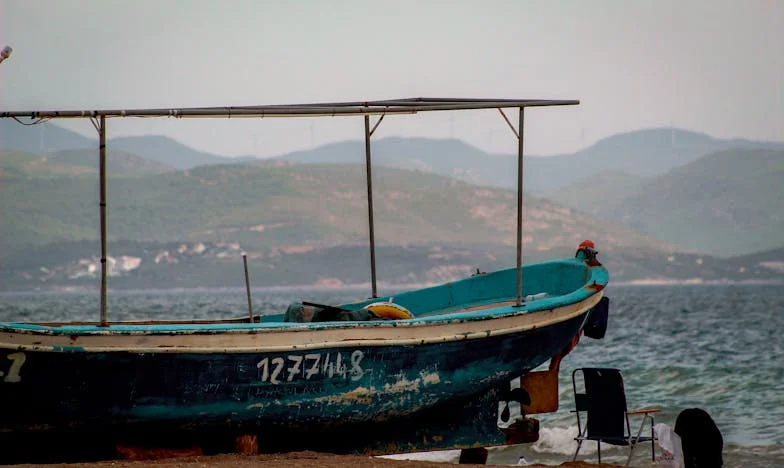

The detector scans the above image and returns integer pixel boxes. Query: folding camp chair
[572,368,659,466]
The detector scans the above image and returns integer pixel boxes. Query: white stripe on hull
[0,293,601,354]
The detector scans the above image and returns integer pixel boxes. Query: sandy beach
[7,452,621,468]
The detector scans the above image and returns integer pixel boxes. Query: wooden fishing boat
[0,98,609,459]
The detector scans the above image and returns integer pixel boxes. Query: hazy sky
[1,0,782,158]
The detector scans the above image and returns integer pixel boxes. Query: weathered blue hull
[0,311,587,433]
[0,255,608,457]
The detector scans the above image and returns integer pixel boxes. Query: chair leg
[597,441,601,464]
[626,414,649,467]
[572,439,583,462]
[573,425,587,462]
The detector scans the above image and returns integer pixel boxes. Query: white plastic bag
[654,423,684,468]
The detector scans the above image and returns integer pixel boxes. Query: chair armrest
[627,408,660,415]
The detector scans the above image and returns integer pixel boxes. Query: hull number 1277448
[256,350,365,385]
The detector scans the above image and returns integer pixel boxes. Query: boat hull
[0,298,596,434]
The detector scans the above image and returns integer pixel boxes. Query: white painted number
[350,350,365,381]
[3,352,25,383]
[270,357,284,384]
[256,356,285,384]
[335,352,346,378]
[256,350,365,385]
[257,357,269,381]
[304,354,321,380]
[286,355,303,382]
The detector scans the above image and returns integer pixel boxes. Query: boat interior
[16,258,603,329]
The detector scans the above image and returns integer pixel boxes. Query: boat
[0,98,609,459]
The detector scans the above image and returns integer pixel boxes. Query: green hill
[541,171,647,218]
[0,161,670,261]
[4,157,783,291]
[0,148,174,178]
[48,149,175,175]
[547,148,784,257]
[109,135,255,169]
[6,120,782,193]
[5,120,782,259]
[278,137,510,188]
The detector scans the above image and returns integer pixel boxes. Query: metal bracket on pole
[498,108,520,140]
[369,113,385,137]
[364,115,378,298]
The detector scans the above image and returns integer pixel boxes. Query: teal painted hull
[0,254,608,455]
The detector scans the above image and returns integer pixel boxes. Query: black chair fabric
[572,367,657,466]
[583,368,632,443]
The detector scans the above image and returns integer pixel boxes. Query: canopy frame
[2,97,579,323]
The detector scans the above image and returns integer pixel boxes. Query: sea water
[1,284,782,467]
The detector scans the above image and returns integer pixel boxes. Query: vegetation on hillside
[547,149,784,257]
[0,159,669,262]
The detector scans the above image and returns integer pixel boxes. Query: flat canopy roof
[0,97,578,119]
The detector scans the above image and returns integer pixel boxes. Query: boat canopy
[1,97,579,325]
[1,98,577,119]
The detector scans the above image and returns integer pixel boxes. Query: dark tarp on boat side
[583,296,609,339]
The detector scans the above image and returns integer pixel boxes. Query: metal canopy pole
[364,115,378,298]
[515,107,525,307]
[98,116,108,325]
[243,254,254,322]
[0,99,579,120]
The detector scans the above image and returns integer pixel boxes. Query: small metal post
[98,116,108,326]
[515,107,525,307]
[651,415,656,462]
[364,115,378,298]
[243,254,254,322]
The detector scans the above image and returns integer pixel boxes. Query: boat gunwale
[0,260,607,337]
[0,292,601,353]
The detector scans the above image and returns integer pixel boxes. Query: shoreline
[6,451,624,468]
[2,278,783,295]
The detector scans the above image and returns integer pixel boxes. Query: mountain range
[0,119,253,169]
[5,119,783,191]
[275,129,784,193]
[0,159,670,256]
[2,119,783,289]
[546,148,784,256]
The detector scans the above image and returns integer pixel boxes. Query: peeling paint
[383,378,420,394]
[312,371,442,407]
[421,371,440,385]
[316,386,375,405]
